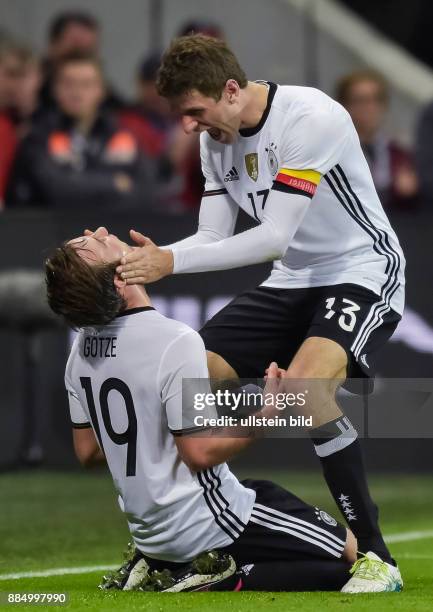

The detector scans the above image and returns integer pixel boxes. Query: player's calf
[343,528,358,565]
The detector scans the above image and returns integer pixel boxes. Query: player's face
[68,226,131,266]
[175,82,242,145]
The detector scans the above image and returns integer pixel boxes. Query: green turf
[1,470,432,611]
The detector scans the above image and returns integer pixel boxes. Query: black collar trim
[116,306,155,318]
[239,81,277,137]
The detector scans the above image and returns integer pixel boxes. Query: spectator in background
[120,23,224,214]
[8,44,42,138]
[119,52,182,212]
[167,22,224,211]
[0,37,20,208]
[39,10,124,114]
[120,53,173,159]
[415,98,433,207]
[336,69,418,212]
[6,52,152,211]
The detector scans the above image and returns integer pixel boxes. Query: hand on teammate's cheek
[116,233,174,285]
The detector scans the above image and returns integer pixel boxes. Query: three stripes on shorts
[250,503,346,558]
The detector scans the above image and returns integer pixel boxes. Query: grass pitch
[1,470,432,611]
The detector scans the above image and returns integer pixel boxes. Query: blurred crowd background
[1,0,433,471]
[1,0,433,216]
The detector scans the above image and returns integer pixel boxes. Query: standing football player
[116,35,405,592]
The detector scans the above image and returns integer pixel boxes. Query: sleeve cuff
[170,425,213,437]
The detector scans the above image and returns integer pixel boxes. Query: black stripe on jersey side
[334,164,402,280]
[197,471,236,540]
[333,165,401,356]
[203,188,228,197]
[324,166,400,356]
[208,468,246,530]
[203,469,245,534]
[201,470,243,537]
[331,164,401,308]
[71,421,92,429]
[336,164,401,281]
[325,167,399,295]
[239,82,277,137]
[272,180,314,199]
[201,470,242,536]
[325,168,399,306]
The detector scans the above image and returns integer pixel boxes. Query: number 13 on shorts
[324,297,361,332]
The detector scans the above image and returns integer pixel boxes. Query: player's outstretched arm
[118,189,310,283]
[116,192,238,284]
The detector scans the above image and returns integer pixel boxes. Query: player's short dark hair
[48,11,99,43]
[157,34,248,101]
[45,244,126,329]
[335,69,389,106]
[53,50,104,81]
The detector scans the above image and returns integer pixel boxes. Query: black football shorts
[199,283,401,389]
[223,479,348,564]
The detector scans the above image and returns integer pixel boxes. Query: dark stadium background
[1,0,432,474]
[1,209,432,472]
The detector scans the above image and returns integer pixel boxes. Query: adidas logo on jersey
[224,167,239,182]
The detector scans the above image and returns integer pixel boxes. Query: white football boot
[341,551,403,593]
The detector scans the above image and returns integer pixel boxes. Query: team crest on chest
[245,153,259,181]
[265,142,278,176]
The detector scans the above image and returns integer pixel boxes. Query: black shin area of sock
[317,438,393,564]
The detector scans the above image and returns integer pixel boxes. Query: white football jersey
[65,307,255,562]
[201,83,405,314]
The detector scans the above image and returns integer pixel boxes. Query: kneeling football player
[46,226,361,592]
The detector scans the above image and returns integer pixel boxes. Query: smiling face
[68,226,131,266]
[46,226,131,328]
[174,80,242,145]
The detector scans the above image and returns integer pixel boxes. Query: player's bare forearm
[180,429,259,472]
[72,427,106,467]
[176,362,283,471]
[81,447,106,468]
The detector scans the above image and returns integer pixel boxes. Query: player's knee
[285,362,345,404]
[343,528,358,564]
